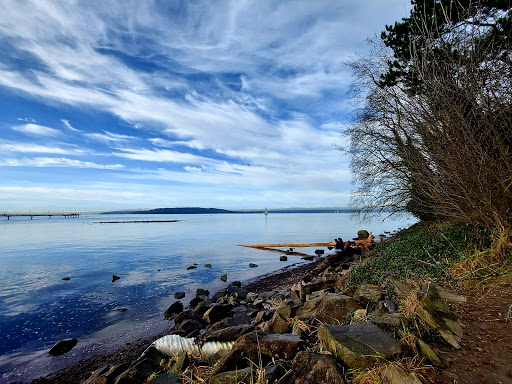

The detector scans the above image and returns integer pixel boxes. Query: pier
[1,212,80,220]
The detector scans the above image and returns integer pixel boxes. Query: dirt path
[439,281,512,383]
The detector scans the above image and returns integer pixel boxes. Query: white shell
[148,334,234,357]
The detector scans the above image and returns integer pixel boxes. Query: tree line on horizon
[346,0,512,237]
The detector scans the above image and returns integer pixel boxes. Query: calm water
[0,212,413,382]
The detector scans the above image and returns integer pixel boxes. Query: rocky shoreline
[27,232,466,384]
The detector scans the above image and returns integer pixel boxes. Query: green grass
[350,221,490,286]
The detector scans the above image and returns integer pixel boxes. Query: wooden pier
[1,212,80,220]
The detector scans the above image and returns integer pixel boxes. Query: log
[239,242,336,249]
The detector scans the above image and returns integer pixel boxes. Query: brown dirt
[438,281,512,384]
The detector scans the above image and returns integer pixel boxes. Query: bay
[0,212,413,382]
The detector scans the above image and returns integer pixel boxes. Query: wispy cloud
[0,143,78,154]
[60,119,81,132]
[86,131,137,145]
[12,123,61,137]
[0,157,124,169]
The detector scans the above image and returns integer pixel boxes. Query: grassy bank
[350,221,494,287]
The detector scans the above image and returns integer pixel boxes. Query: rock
[196,288,210,297]
[263,364,286,384]
[211,331,268,375]
[48,338,78,356]
[83,366,110,384]
[315,249,325,255]
[116,307,128,312]
[164,301,183,319]
[228,281,242,288]
[189,296,206,308]
[174,309,201,327]
[170,352,189,374]
[254,310,274,323]
[259,333,302,359]
[204,264,212,268]
[131,358,162,378]
[371,309,408,328]
[382,300,397,313]
[318,322,402,368]
[357,230,370,240]
[62,277,70,280]
[300,279,337,299]
[203,304,234,324]
[280,255,288,261]
[422,284,466,303]
[208,312,253,333]
[147,372,183,384]
[389,277,414,297]
[302,256,314,261]
[249,263,258,268]
[186,266,197,270]
[112,275,120,282]
[380,365,423,384]
[114,368,145,384]
[263,312,290,334]
[220,274,227,282]
[415,303,462,349]
[176,319,203,335]
[295,296,323,320]
[354,284,383,306]
[279,351,344,384]
[206,324,255,341]
[210,367,252,384]
[139,346,166,365]
[415,337,444,367]
[315,293,361,324]
[174,291,185,299]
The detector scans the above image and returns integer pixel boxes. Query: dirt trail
[439,281,512,383]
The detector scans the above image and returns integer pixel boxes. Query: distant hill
[131,207,235,214]
[102,207,354,215]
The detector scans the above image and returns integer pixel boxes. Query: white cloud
[86,131,137,145]
[61,119,81,132]
[0,143,77,154]
[113,148,213,165]
[0,157,124,169]
[12,123,61,137]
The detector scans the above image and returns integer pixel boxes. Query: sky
[0,0,410,212]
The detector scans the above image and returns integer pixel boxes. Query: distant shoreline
[102,207,354,215]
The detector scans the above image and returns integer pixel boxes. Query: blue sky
[0,0,410,211]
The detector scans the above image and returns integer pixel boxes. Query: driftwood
[239,242,335,249]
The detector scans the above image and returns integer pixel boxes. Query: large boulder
[147,372,182,384]
[314,293,361,324]
[259,333,302,359]
[357,230,370,240]
[300,279,337,299]
[371,309,408,328]
[279,351,345,384]
[318,322,402,368]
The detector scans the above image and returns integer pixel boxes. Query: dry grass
[399,292,421,320]
[351,357,434,384]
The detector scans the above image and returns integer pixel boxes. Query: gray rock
[371,309,408,328]
[196,288,210,297]
[147,372,183,384]
[220,274,227,282]
[280,255,288,261]
[354,284,383,306]
[249,263,258,268]
[314,293,361,324]
[380,365,423,384]
[186,265,197,270]
[48,338,78,356]
[174,291,185,299]
[116,307,128,312]
[203,304,234,324]
[206,324,255,341]
[131,358,161,378]
[210,367,252,384]
[176,319,203,335]
[279,351,344,384]
[112,275,121,282]
[264,364,286,384]
[164,301,183,319]
[114,368,145,384]
[170,352,189,374]
[259,333,302,359]
[262,312,290,334]
[228,281,242,288]
[318,322,402,368]
[208,312,252,333]
[62,277,70,281]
